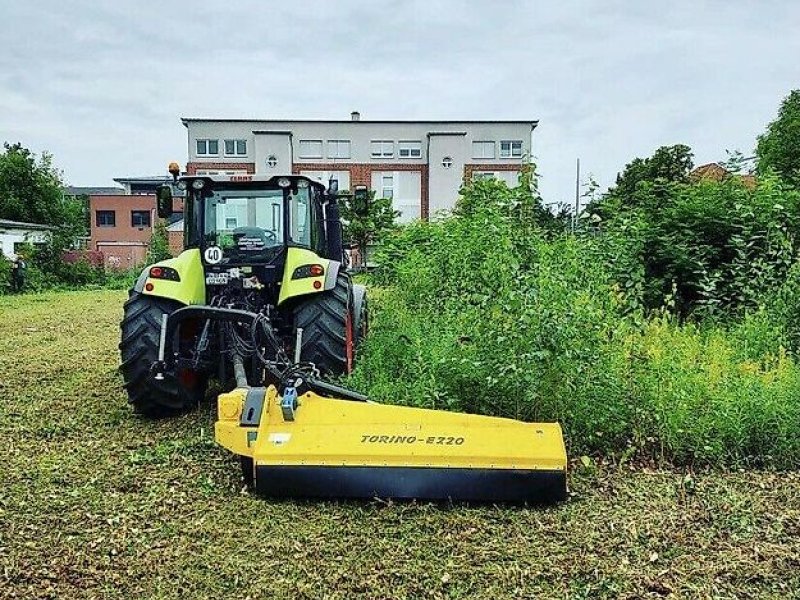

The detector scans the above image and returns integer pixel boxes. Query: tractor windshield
[202,186,313,264]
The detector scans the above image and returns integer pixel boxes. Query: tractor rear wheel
[293,272,355,377]
[119,291,208,417]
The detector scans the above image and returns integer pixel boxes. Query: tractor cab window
[203,190,284,263]
[289,187,313,247]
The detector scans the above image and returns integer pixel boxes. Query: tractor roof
[179,173,326,189]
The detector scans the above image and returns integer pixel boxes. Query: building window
[225,217,238,229]
[398,141,422,158]
[196,139,219,156]
[381,175,394,199]
[224,139,247,156]
[442,156,453,168]
[267,155,278,168]
[472,141,495,159]
[371,140,394,158]
[473,172,495,181]
[131,210,151,228]
[500,140,523,158]
[96,210,115,227]
[298,140,323,159]
[327,140,351,159]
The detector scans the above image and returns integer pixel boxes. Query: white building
[182,113,537,222]
[0,219,52,258]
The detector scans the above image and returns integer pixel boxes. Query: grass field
[1,289,799,599]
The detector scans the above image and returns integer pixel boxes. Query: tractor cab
[154,173,346,300]
[157,174,341,265]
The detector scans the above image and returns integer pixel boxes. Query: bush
[348,179,800,467]
[591,172,800,318]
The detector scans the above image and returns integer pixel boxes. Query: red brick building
[90,194,156,270]
[88,178,184,270]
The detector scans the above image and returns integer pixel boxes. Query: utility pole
[573,158,580,233]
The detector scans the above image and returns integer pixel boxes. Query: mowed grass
[0,290,799,600]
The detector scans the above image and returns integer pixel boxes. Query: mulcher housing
[216,385,567,503]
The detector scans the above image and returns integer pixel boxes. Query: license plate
[205,273,229,285]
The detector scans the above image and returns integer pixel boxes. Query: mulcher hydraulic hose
[232,352,250,389]
[225,312,368,402]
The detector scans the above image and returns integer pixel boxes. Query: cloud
[1,0,798,203]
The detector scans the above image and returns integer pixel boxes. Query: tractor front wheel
[119,291,208,417]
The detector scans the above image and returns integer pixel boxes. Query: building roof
[182,117,538,129]
[166,219,184,232]
[113,176,173,184]
[0,218,54,231]
[690,163,757,188]
[64,186,124,196]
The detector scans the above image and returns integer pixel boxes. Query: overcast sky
[1,1,798,204]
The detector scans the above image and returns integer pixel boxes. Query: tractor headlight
[277,177,290,188]
[297,179,309,189]
[177,181,188,191]
[192,179,205,190]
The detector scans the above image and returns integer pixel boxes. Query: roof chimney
[351,111,360,121]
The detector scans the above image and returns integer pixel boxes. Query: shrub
[349,179,800,467]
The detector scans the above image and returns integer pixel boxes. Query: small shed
[0,219,53,258]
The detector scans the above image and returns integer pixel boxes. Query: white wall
[300,170,351,191]
[0,228,49,258]
[187,120,533,166]
[472,171,521,187]
[371,171,421,223]
[428,134,467,216]
[254,132,292,175]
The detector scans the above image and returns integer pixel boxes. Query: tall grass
[348,195,800,468]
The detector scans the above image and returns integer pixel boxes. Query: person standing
[11,253,26,293]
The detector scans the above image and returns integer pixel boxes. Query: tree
[147,220,172,264]
[0,143,69,225]
[608,144,694,201]
[0,143,88,282]
[338,190,399,268]
[757,89,800,187]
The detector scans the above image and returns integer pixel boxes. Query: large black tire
[119,291,208,417]
[293,272,354,377]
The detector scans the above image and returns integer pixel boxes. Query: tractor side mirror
[328,177,339,196]
[353,185,369,217]
[156,185,173,219]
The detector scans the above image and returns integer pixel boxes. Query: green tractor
[119,164,368,416]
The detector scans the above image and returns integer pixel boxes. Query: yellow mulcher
[119,165,567,503]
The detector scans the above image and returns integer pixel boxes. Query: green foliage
[147,220,172,264]
[339,190,399,267]
[604,144,694,208]
[455,163,569,235]
[0,256,11,293]
[350,178,800,468]
[757,89,800,187]
[592,172,800,317]
[0,142,92,292]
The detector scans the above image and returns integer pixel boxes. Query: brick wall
[186,162,256,175]
[168,230,183,256]
[89,194,185,269]
[90,194,155,250]
[294,162,430,220]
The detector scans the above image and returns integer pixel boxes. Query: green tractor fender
[277,247,342,306]
[133,248,206,306]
